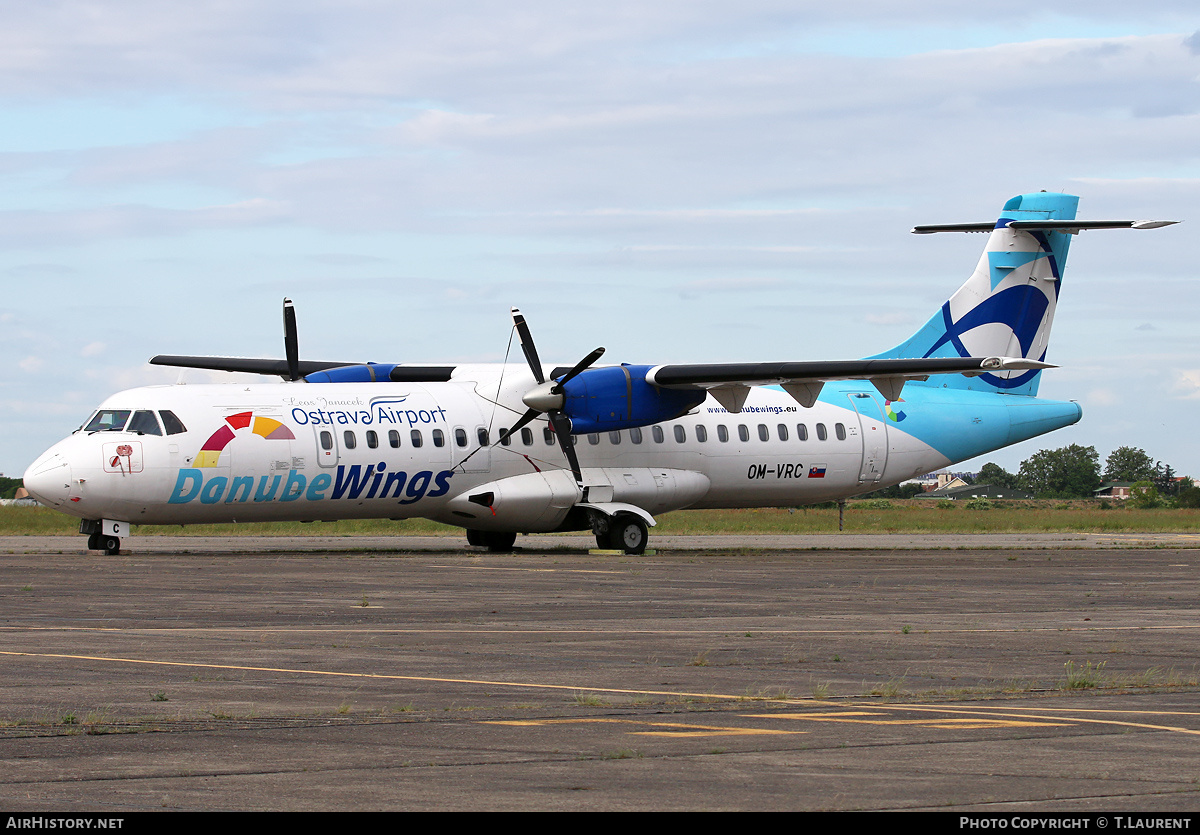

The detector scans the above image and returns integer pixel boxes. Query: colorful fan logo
[884,399,907,422]
[195,411,296,467]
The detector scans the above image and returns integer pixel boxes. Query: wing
[645,356,1051,411]
[149,355,456,383]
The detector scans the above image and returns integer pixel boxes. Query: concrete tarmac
[2,533,1200,811]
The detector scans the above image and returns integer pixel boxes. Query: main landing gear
[592,514,648,555]
[466,513,649,556]
[466,529,518,553]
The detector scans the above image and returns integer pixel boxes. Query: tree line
[867,445,1199,506]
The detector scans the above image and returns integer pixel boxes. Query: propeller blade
[554,346,605,391]
[510,307,545,384]
[283,298,300,382]
[498,409,540,445]
[549,411,582,486]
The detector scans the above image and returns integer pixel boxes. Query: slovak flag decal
[808,465,827,479]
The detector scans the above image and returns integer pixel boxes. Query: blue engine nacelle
[558,364,706,434]
[304,363,398,383]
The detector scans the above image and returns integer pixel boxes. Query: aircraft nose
[23,453,73,508]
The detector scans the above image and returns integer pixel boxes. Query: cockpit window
[128,410,162,436]
[159,411,187,435]
[84,410,131,432]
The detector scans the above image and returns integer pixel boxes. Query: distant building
[924,483,1034,500]
[1094,482,1135,500]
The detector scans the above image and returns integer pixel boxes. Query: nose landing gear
[80,520,125,556]
[85,532,121,555]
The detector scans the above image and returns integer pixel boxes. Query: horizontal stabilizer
[913,219,1178,234]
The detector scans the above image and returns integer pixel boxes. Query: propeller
[501,307,604,486]
[283,298,300,382]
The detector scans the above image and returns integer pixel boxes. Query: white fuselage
[23,364,949,532]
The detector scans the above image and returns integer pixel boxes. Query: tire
[101,536,120,556]
[466,529,486,547]
[87,533,101,551]
[594,533,608,550]
[607,515,648,555]
[484,531,517,553]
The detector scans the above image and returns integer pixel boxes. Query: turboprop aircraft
[22,192,1176,555]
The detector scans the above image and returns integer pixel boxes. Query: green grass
[3,500,1200,537]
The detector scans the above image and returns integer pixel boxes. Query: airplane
[21,192,1177,556]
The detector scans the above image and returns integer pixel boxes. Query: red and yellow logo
[195,411,296,468]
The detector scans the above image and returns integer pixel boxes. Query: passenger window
[128,410,162,436]
[410,429,423,448]
[389,430,401,448]
[816,423,827,441]
[343,431,357,449]
[718,425,729,442]
[777,424,788,441]
[696,425,707,443]
[652,426,664,443]
[630,427,643,444]
[521,427,534,446]
[499,428,512,447]
[478,428,490,446]
[835,423,847,441]
[84,410,131,432]
[757,424,769,442]
[797,423,808,441]
[320,431,333,450]
[432,429,445,447]
[609,431,621,445]
[455,428,468,447]
[674,425,686,443]
[738,425,749,442]
[543,427,555,445]
[366,430,379,449]
[159,411,187,435]
[587,433,600,445]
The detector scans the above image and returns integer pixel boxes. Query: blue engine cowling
[558,364,706,434]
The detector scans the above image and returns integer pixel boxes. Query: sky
[3,2,1199,480]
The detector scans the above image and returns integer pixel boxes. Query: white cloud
[1170,370,1200,400]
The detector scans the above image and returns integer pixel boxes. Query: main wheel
[466,529,486,547]
[607,515,648,555]
[87,533,101,551]
[100,536,120,556]
[483,531,517,553]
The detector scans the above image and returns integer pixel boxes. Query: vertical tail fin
[874,192,1080,396]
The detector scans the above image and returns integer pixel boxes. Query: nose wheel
[86,533,121,556]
